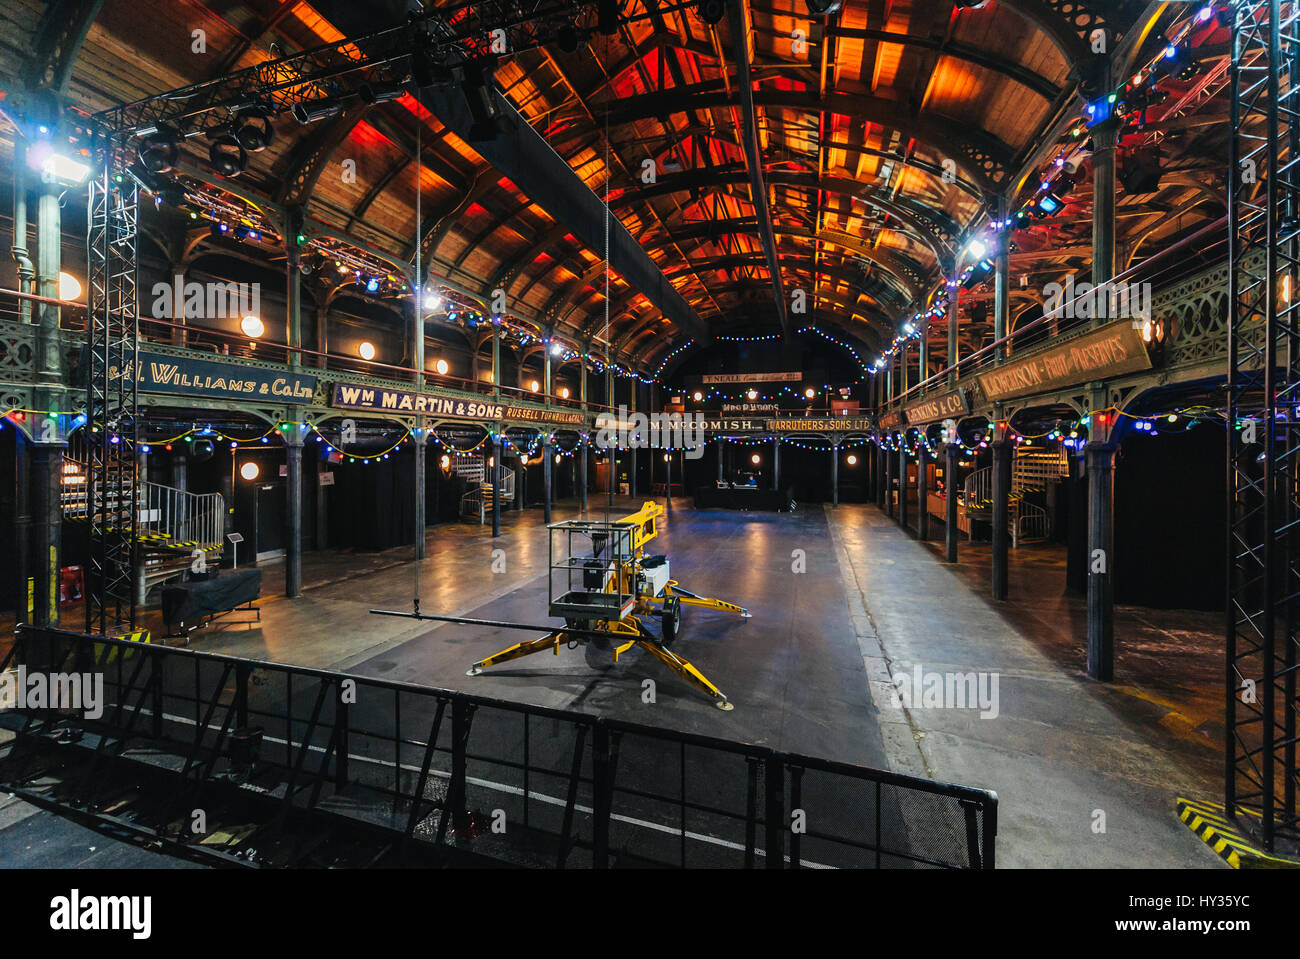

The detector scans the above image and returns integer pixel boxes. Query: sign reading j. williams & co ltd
[976,321,1152,402]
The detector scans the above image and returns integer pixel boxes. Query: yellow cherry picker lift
[374,501,748,710]
[463,501,749,710]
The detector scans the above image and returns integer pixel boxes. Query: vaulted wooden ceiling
[0,0,1227,373]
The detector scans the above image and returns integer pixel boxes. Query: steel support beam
[314,1,709,345]
[727,0,788,337]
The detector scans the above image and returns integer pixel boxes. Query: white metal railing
[137,482,225,550]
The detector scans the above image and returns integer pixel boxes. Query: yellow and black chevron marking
[1176,798,1300,869]
[93,628,152,664]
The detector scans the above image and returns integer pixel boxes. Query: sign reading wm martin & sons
[976,321,1152,402]
[332,383,503,420]
[111,348,317,401]
[906,389,968,426]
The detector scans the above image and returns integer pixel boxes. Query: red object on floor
[59,565,84,607]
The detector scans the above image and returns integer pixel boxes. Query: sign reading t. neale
[906,389,968,426]
[976,321,1152,402]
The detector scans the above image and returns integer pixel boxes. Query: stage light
[234,108,274,152]
[240,461,260,481]
[597,0,619,35]
[804,0,843,14]
[440,454,451,470]
[58,272,82,302]
[965,237,988,260]
[556,23,585,53]
[805,388,815,399]
[27,141,92,186]
[411,43,456,87]
[461,60,506,141]
[747,389,758,400]
[695,0,725,26]
[139,128,180,173]
[961,259,995,290]
[241,315,265,338]
[365,276,380,293]
[359,341,377,361]
[560,387,570,398]
[1120,148,1162,195]
[530,380,540,392]
[435,358,449,375]
[751,454,761,465]
[424,291,442,310]
[291,97,346,124]
[550,342,563,356]
[360,81,406,105]
[692,391,703,402]
[208,134,247,178]
[847,454,858,466]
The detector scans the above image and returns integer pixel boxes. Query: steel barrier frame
[1,626,998,869]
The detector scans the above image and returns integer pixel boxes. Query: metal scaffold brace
[464,502,749,709]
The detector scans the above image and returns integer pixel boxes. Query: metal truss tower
[1228,0,1300,852]
[84,158,140,634]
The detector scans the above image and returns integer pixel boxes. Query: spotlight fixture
[747,389,758,400]
[359,341,377,361]
[1031,193,1063,218]
[695,0,725,26]
[365,276,380,293]
[846,454,858,466]
[530,379,540,392]
[359,81,406,105]
[751,454,761,465]
[240,461,260,481]
[460,59,506,142]
[805,388,815,399]
[241,315,265,338]
[961,259,995,290]
[208,133,247,178]
[692,391,703,402]
[434,358,449,375]
[27,141,92,186]
[291,97,347,124]
[234,107,274,152]
[803,0,843,15]
[139,128,180,173]
[560,387,571,398]
[58,272,82,302]
[411,40,456,87]
[549,342,564,356]
[556,22,586,53]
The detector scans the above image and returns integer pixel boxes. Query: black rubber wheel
[661,596,682,647]
[584,638,614,669]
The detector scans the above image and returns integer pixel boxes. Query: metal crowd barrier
[1,626,998,869]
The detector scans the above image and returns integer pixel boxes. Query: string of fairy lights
[870,3,1229,372]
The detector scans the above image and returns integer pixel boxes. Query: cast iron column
[580,442,588,515]
[30,441,62,627]
[285,432,304,598]
[917,445,929,540]
[413,434,427,560]
[543,433,553,524]
[772,436,780,490]
[945,443,959,562]
[991,434,1011,600]
[665,448,673,514]
[947,278,959,384]
[285,211,302,369]
[492,434,502,537]
[831,440,840,507]
[898,438,909,529]
[1091,119,1117,308]
[1086,436,1116,680]
[14,430,30,622]
[885,444,895,517]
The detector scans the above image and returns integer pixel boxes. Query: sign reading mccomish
[976,321,1152,402]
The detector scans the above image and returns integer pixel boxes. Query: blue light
[1164,44,1178,59]
[365,277,380,293]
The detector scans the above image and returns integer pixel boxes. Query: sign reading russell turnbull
[976,321,1152,402]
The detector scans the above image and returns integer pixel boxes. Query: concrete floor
[3,496,1229,867]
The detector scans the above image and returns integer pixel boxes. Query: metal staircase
[460,465,516,523]
[61,457,225,591]
[963,447,1067,546]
